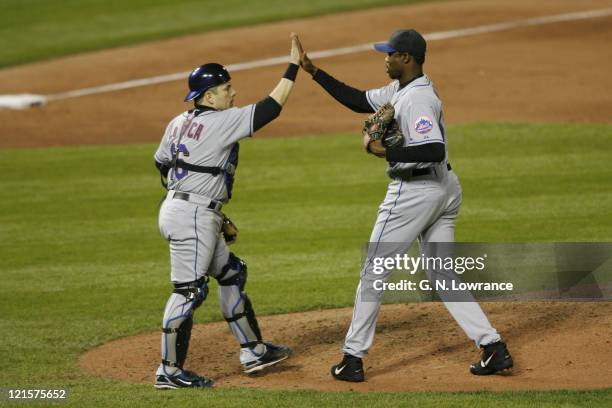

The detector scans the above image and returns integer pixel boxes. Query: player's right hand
[294,34,318,76]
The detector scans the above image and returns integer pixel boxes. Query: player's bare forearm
[269,77,296,106]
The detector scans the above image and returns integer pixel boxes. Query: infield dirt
[81,302,612,392]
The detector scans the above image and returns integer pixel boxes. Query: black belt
[411,163,452,177]
[173,191,222,210]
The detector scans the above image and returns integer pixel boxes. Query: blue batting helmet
[184,63,231,102]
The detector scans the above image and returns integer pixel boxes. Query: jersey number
[171,143,190,180]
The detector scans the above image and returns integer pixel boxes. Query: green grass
[0,0,432,68]
[0,123,611,406]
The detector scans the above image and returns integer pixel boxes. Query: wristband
[283,63,299,81]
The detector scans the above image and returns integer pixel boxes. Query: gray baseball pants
[343,168,501,358]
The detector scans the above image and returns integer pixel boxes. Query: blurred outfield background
[0,0,425,67]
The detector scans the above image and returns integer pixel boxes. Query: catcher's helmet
[184,63,231,102]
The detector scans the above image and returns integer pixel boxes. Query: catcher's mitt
[221,213,239,245]
[362,103,404,154]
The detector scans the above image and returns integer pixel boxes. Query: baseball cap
[374,29,426,60]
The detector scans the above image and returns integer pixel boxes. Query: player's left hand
[363,131,386,157]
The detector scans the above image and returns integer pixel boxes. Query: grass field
[1,123,611,406]
[0,0,431,68]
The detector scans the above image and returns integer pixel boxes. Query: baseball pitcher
[295,30,513,382]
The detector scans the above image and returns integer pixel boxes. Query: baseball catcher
[152,34,301,389]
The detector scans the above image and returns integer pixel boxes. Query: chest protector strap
[175,159,222,176]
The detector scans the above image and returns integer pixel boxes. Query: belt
[171,191,223,211]
[411,163,452,177]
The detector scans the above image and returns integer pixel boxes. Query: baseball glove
[362,103,404,154]
[221,213,239,245]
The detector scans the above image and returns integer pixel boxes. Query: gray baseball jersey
[154,104,255,284]
[366,74,449,177]
[154,104,255,203]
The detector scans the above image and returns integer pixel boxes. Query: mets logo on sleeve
[415,116,434,134]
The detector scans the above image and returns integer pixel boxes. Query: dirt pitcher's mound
[80,302,612,392]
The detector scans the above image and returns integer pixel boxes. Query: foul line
[40,8,612,102]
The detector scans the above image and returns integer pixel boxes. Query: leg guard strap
[161,359,179,367]
[240,341,261,349]
[224,312,247,323]
[162,328,178,334]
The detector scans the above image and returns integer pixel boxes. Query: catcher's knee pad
[215,252,247,290]
[173,275,209,309]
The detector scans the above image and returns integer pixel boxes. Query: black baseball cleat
[264,342,293,356]
[154,370,215,389]
[470,341,514,375]
[243,343,292,374]
[331,354,365,382]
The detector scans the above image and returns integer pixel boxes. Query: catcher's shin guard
[174,316,193,369]
[159,277,208,372]
[216,254,264,355]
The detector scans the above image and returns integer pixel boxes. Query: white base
[0,94,47,110]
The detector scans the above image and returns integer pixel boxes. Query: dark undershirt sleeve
[252,96,282,132]
[385,142,445,163]
[313,69,374,113]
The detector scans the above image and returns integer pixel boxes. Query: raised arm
[252,33,300,132]
[295,35,374,114]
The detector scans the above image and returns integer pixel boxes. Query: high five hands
[293,33,385,158]
[293,35,318,76]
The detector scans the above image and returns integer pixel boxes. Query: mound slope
[80,302,612,392]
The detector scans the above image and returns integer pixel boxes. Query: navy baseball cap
[374,29,426,60]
